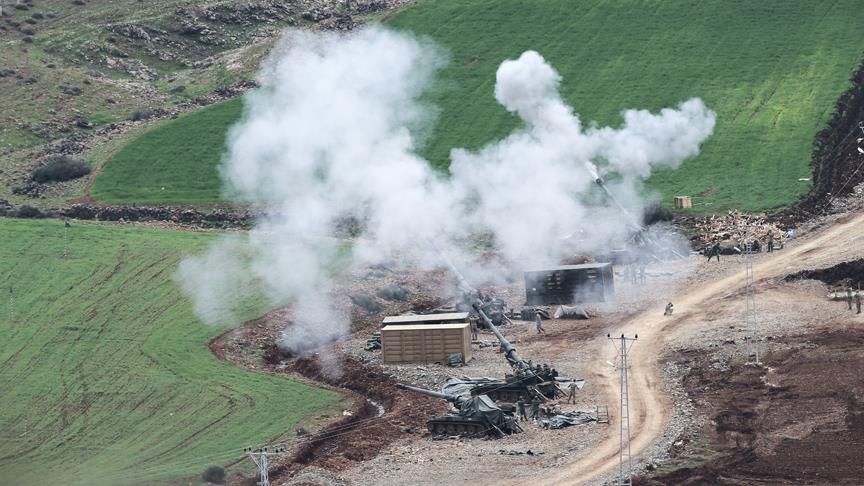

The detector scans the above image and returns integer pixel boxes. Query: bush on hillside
[642,201,674,225]
[13,205,46,219]
[201,465,226,484]
[32,156,91,183]
[130,109,158,121]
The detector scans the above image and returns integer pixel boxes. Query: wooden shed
[382,312,469,327]
[674,195,692,209]
[381,323,473,364]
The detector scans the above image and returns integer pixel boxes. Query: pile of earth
[636,327,864,485]
[270,352,445,480]
[785,258,864,289]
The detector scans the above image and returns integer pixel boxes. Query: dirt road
[538,210,864,485]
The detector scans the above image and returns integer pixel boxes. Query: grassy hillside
[388,0,864,212]
[0,219,340,485]
[91,98,243,205]
[92,0,864,212]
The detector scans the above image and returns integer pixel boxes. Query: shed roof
[381,323,470,331]
[524,263,612,273]
[382,312,469,324]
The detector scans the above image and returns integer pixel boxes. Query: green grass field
[91,99,243,205]
[392,0,864,212]
[93,0,864,212]
[0,219,340,485]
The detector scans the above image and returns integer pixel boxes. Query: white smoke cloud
[177,28,715,354]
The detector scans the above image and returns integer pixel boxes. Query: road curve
[535,210,864,485]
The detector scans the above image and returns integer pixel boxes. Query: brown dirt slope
[639,328,864,485]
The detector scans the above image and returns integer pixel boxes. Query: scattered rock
[350,293,382,313]
[377,284,410,302]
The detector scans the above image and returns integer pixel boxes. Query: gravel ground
[334,254,703,485]
[274,190,864,486]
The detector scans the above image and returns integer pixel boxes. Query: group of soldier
[845,288,862,314]
[624,263,647,284]
[706,232,779,262]
[514,380,580,424]
[515,395,543,422]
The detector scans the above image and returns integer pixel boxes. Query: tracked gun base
[397,383,522,438]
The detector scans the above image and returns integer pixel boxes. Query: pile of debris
[684,210,787,251]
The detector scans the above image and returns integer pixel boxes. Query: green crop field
[93,0,864,212]
[0,219,340,485]
[91,98,244,205]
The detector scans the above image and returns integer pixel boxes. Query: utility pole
[7,287,13,323]
[609,333,637,486]
[63,221,69,259]
[244,446,284,486]
[744,240,760,364]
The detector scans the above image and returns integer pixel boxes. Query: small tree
[201,465,226,484]
[32,156,90,183]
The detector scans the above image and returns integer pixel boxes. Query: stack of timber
[689,210,787,249]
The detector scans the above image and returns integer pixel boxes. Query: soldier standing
[567,381,578,404]
[530,397,541,421]
[707,242,721,262]
[639,265,647,284]
[534,310,546,334]
[767,233,774,253]
[847,288,853,311]
[516,396,528,421]
[469,316,478,341]
[856,290,862,315]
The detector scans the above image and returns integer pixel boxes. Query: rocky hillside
[0,0,399,149]
[0,0,405,207]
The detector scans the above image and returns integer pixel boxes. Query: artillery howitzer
[396,383,522,438]
[434,248,570,403]
[591,170,684,259]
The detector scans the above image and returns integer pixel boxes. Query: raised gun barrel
[593,174,684,259]
[433,247,526,368]
[397,383,463,405]
[594,176,644,234]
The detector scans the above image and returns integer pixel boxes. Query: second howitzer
[437,250,567,402]
[593,174,684,259]
[397,384,522,437]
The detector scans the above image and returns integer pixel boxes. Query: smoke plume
[176,27,716,354]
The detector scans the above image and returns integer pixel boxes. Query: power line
[243,446,285,486]
[743,239,761,364]
[608,333,637,486]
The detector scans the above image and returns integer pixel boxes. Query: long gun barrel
[594,176,645,234]
[593,174,685,259]
[397,383,462,404]
[432,246,526,369]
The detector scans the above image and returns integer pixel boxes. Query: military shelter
[524,263,615,305]
[381,323,472,364]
